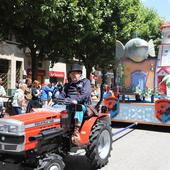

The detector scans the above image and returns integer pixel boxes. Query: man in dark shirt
[61,63,91,145]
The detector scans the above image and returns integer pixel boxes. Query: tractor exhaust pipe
[29,128,64,142]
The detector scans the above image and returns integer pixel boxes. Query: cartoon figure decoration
[103,86,119,119]
[103,96,119,119]
[155,99,170,123]
[116,38,156,62]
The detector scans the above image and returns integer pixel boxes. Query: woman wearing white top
[12,83,27,114]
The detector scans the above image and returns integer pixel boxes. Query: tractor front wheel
[35,154,65,170]
[86,122,112,169]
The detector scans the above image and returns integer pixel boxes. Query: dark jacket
[61,78,91,104]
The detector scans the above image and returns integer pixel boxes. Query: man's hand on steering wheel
[64,98,78,104]
[54,98,78,105]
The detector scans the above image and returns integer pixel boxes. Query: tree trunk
[113,68,117,86]
[31,48,38,81]
[112,63,117,87]
[85,64,92,79]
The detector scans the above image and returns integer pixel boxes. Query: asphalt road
[64,124,170,170]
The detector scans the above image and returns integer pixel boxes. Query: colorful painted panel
[131,71,147,91]
[155,99,170,123]
[112,99,170,125]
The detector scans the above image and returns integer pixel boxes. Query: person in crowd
[57,82,63,93]
[0,78,6,113]
[91,85,99,101]
[40,81,53,106]
[52,81,64,99]
[59,63,91,145]
[15,81,19,89]
[12,83,27,114]
[103,85,113,99]
[25,78,32,102]
[52,82,59,99]
[26,80,41,112]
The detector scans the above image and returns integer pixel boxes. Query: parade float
[110,24,170,126]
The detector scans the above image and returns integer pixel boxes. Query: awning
[48,71,65,78]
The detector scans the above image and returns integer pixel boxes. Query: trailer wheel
[35,154,65,170]
[86,122,112,169]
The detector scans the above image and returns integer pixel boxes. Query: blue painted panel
[131,71,146,91]
[113,103,170,125]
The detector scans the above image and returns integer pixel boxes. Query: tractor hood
[3,105,66,125]
[6,111,60,124]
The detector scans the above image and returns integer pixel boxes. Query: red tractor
[0,98,113,170]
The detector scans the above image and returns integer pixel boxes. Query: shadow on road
[112,122,170,133]
[63,122,170,170]
[64,155,93,170]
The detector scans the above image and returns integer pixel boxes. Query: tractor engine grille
[0,134,25,152]
[0,144,17,151]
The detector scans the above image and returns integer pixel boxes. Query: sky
[141,0,170,22]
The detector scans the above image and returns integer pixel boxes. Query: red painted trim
[157,66,170,74]
[160,24,170,30]
[48,71,65,78]
[161,43,170,45]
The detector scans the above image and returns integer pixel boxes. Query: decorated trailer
[104,96,170,126]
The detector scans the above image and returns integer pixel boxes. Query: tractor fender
[79,117,98,145]
[79,114,111,145]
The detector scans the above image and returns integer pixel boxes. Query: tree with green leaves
[111,0,163,46]
[0,0,116,79]
[0,0,81,80]
[69,0,116,77]
[0,0,164,81]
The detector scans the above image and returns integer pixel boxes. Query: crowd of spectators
[0,76,117,116]
[1,78,64,115]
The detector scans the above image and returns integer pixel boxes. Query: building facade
[0,40,88,94]
[157,23,170,95]
[0,41,25,95]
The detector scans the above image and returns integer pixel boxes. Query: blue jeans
[13,107,22,114]
[74,105,86,123]
[67,104,86,124]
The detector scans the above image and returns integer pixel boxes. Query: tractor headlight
[8,125,18,133]
[0,124,18,133]
[0,119,25,135]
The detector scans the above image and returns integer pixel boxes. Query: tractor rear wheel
[86,122,112,169]
[35,154,65,170]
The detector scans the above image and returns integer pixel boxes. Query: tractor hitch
[112,122,138,137]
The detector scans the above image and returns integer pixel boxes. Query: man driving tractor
[60,63,92,145]
[0,64,114,170]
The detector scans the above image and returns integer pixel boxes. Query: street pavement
[65,124,170,170]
